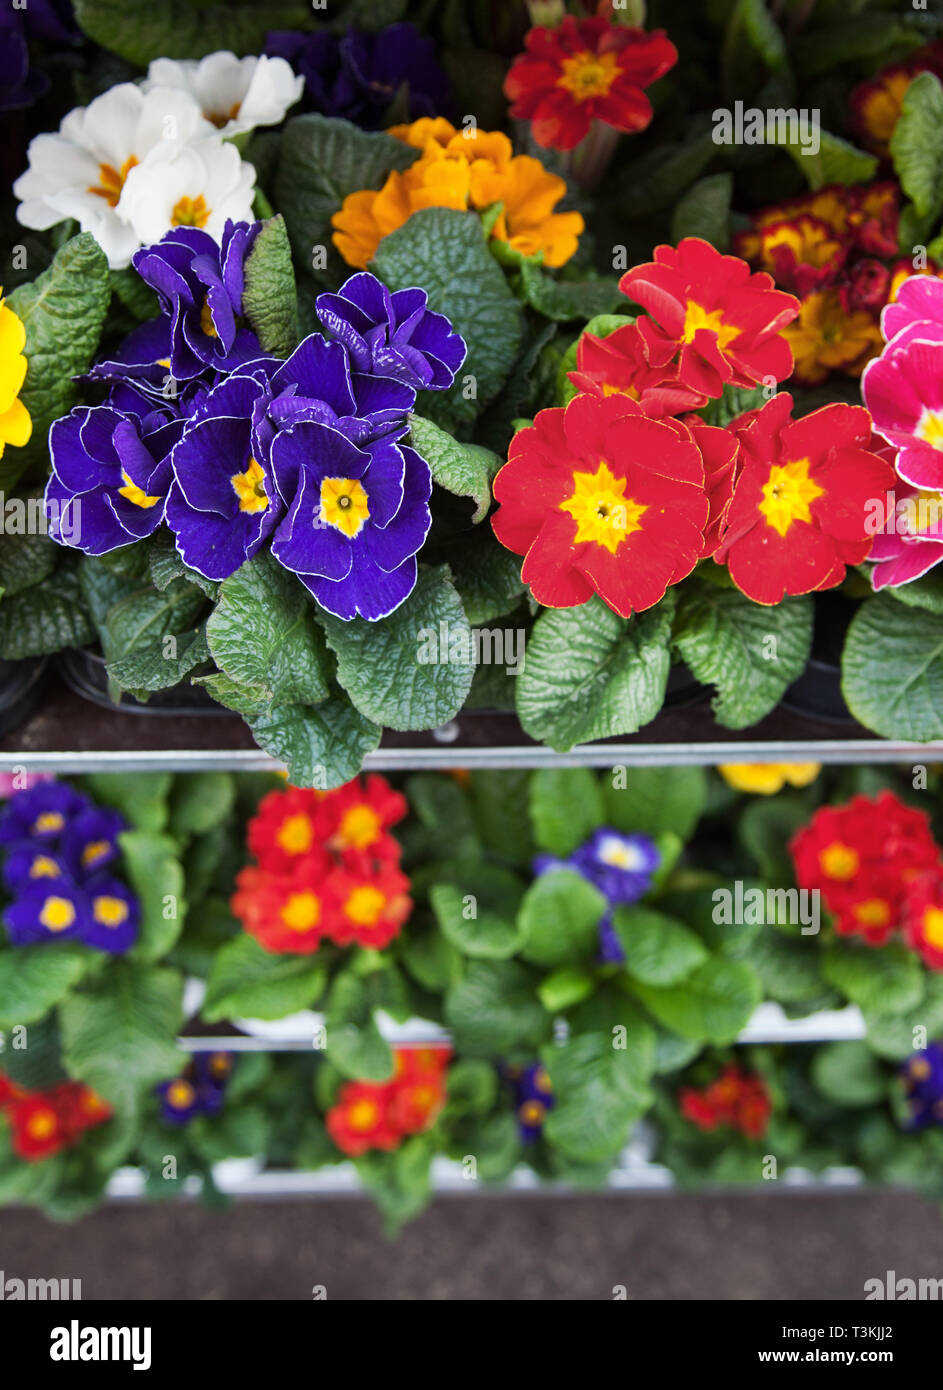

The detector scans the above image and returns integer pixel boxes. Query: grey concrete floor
[2,1189,943,1299]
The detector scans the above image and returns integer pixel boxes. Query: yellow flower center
[758,458,824,538]
[518,1099,546,1126]
[910,1058,931,1080]
[167,1080,195,1109]
[853,899,891,929]
[923,906,943,949]
[557,49,620,100]
[319,477,370,538]
[81,840,111,868]
[39,896,76,932]
[33,811,64,834]
[93,895,129,928]
[280,891,321,934]
[200,299,218,338]
[29,855,60,879]
[231,457,269,514]
[276,813,315,856]
[819,842,859,880]
[348,1098,380,1131]
[118,470,161,509]
[27,1109,58,1140]
[87,155,139,207]
[534,1067,552,1095]
[681,301,740,350]
[171,194,211,229]
[337,804,382,850]
[559,460,646,555]
[916,408,943,452]
[344,885,387,928]
[206,102,242,129]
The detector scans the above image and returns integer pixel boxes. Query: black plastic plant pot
[781,591,857,724]
[663,660,709,710]
[0,656,49,737]
[57,647,227,717]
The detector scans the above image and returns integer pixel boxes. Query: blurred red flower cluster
[326,1045,451,1156]
[790,790,943,969]
[0,1072,112,1161]
[679,1065,772,1140]
[231,776,412,955]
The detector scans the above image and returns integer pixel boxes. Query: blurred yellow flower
[718,763,821,795]
[332,118,584,271]
[0,291,31,458]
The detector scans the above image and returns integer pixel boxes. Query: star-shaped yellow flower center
[758,457,824,537]
[87,155,138,207]
[923,906,943,949]
[559,460,646,555]
[320,476,370,538]
[916,408,943,452]
[681,300,740,349]
[171,194,211,229]
[557,49,620,100]
[118,470,161,509]
[231,457,269,514]
[819,841,859,880]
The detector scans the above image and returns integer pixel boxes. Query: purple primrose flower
[899,1043,943,1131]
[316,272,466,392]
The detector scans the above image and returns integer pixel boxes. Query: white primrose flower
[143,52,304,136]
[118,135,256,248]
[13,83,216,268]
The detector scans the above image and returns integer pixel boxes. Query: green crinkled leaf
[315,565,474,731]
[148,532,219,600]
[468,769,534,870]
[822,941,924,1016]
[0,945,94,1028]
[275,114,418,279]
[768,122,878,192]
[5,234,110,487]
[541,1032,653,1163]
[447,530,526,626]
[247,689,381,789]
[429,866,524,959]
[670,173,733,251]
[811,1040,888,1108]
[727,0,788,71]
[206,554,331,707]
[408,414,499,524]
[203,935,326,1023]
[629,958,762,1043]
[82,772,170,833]
[120,830,186,964]
[794,14,941,78]
[324,971,393,1081]
[0,522,57,597]
[613,130,717,221]
[738,795,809,882]
[445,959,548,1056]
[892,73,943,230]
[745,925,826,1004]
[517,868,607,968]
[373,208,524,427]
[516,595,673,752]
[168,772,235,840]
[863,975,943,1060]
[242,215,300,357]
[842,593,943,741]
[0,563,94,658]
[107,627,209,696]
[58,963,184,1112]
[529,767,605,857]
[673,583,812,729]
[602,765,707,840]
[613,906,709,986]
[73,0,311,65]
[102,579,206,665]
[515,262,623,323]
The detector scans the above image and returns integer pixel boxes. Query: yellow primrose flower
[0,291,31,458]
[718,763,821,795]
